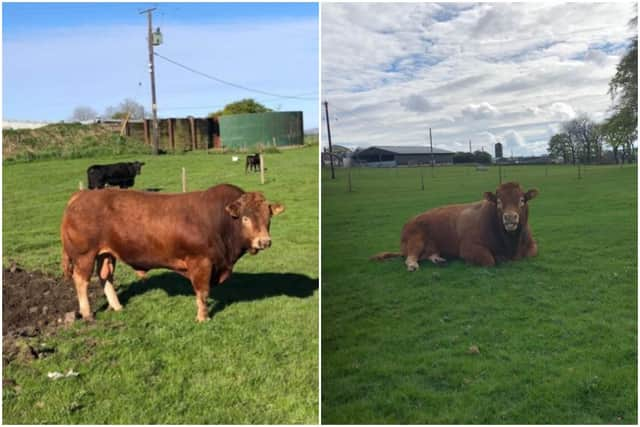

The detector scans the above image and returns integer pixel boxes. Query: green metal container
[218,111,304,149]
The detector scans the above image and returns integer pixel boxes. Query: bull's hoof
[196,316,210,323]
[81,314,95,323]
[428,254,447,264]
[406,262,419,272]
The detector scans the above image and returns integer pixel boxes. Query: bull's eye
[519,197,525,207]
[242,216,250,224]
[497,199,503,209]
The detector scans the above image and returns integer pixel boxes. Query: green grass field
[321,164,637,424]
[3,146,318,424]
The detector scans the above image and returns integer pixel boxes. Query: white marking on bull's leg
[72,272,92,320]
[104,281,123,311]
[195,291,209,322]
[406,255,419,272]
[428,254,446,264]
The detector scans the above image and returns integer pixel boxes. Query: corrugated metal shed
[356,145,455,166]
[218,111,304,148]
[371,145,454,154]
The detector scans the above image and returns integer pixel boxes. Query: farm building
[217,111,304,148]
[354,145,454,167]
[98,111,304,151]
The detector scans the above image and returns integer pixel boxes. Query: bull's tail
[61,246,73,280]
[370,251,403,261]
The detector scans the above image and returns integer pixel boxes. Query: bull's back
[62,185,241,268]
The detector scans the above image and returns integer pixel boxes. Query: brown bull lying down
[61,184,285,322]
[372,182,539,271]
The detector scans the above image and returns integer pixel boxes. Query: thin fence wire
[322,163,636,195]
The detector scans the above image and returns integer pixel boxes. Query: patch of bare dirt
[3,264,105,365]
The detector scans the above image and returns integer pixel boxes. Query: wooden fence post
[260,154,265,185]
[168,118,175,152]
[143,119,150,145]
[182,167,187,192]
[348,168,352,192]
[189,117,197,150]
[420,167,424,191]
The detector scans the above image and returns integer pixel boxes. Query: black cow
[245,154,260,173]
[87,161,145,190]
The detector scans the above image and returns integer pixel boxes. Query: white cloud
[322,2,633,156]
[584,49,609,65]
[461,102,501,120]
[400,94,439,113]
[548,102,577,121]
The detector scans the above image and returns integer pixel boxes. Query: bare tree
[562,115,601,164]
[104,98,146,120]
[71,106,98,122]
[548,133,572,164]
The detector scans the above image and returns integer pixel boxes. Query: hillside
[2,123,149,162]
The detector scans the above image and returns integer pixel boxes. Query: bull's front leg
[187,259,213,322]
[460,242,496,267]
[518,239,538,259]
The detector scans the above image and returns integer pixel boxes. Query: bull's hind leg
[72,256,95,321]
[403,234,443,272]
[403,235,428,272]
[428,254,447,264]
[97,254,122,312]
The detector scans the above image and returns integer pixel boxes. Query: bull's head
[225,192,285,254]
[133,161,145,175]
[484,182,538,233]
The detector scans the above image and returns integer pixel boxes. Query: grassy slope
[3,146,318,424]
[321,164,637,424]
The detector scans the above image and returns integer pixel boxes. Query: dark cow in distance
[87,161,145,189]
[372,182,539,271]
[245,154,260,173]
[61,184,285,322]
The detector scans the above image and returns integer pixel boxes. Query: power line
[153,52,317,101]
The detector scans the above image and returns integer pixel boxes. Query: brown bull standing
[372,182,539,271]
[61,184,284,322]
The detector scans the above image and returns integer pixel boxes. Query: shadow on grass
[116,271,318,317]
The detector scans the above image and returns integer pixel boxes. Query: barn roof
[366,145,454,155]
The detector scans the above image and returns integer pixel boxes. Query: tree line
[548,15,637,165]
[71,98,146,122]
[71,98,272,122]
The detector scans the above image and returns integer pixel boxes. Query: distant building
[354,145,454,167]
[322,145,351,167]
[2,120,51,130]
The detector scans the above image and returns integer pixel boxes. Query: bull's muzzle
[253,237,272,251]
[502,212,519,231]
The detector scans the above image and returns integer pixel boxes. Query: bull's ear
[484,191,497,203]
[270,203,285,216]
[225,200,242,218]
[525,188,539,201]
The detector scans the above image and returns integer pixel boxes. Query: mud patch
[3,265,105,365]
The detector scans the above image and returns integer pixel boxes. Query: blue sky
[3,2,319,129]
[322,3,635,155]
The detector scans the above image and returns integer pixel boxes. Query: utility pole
[429,127,434,176]
[323,101,335,179]
[469,139,472,153]
[141,8,159,155]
